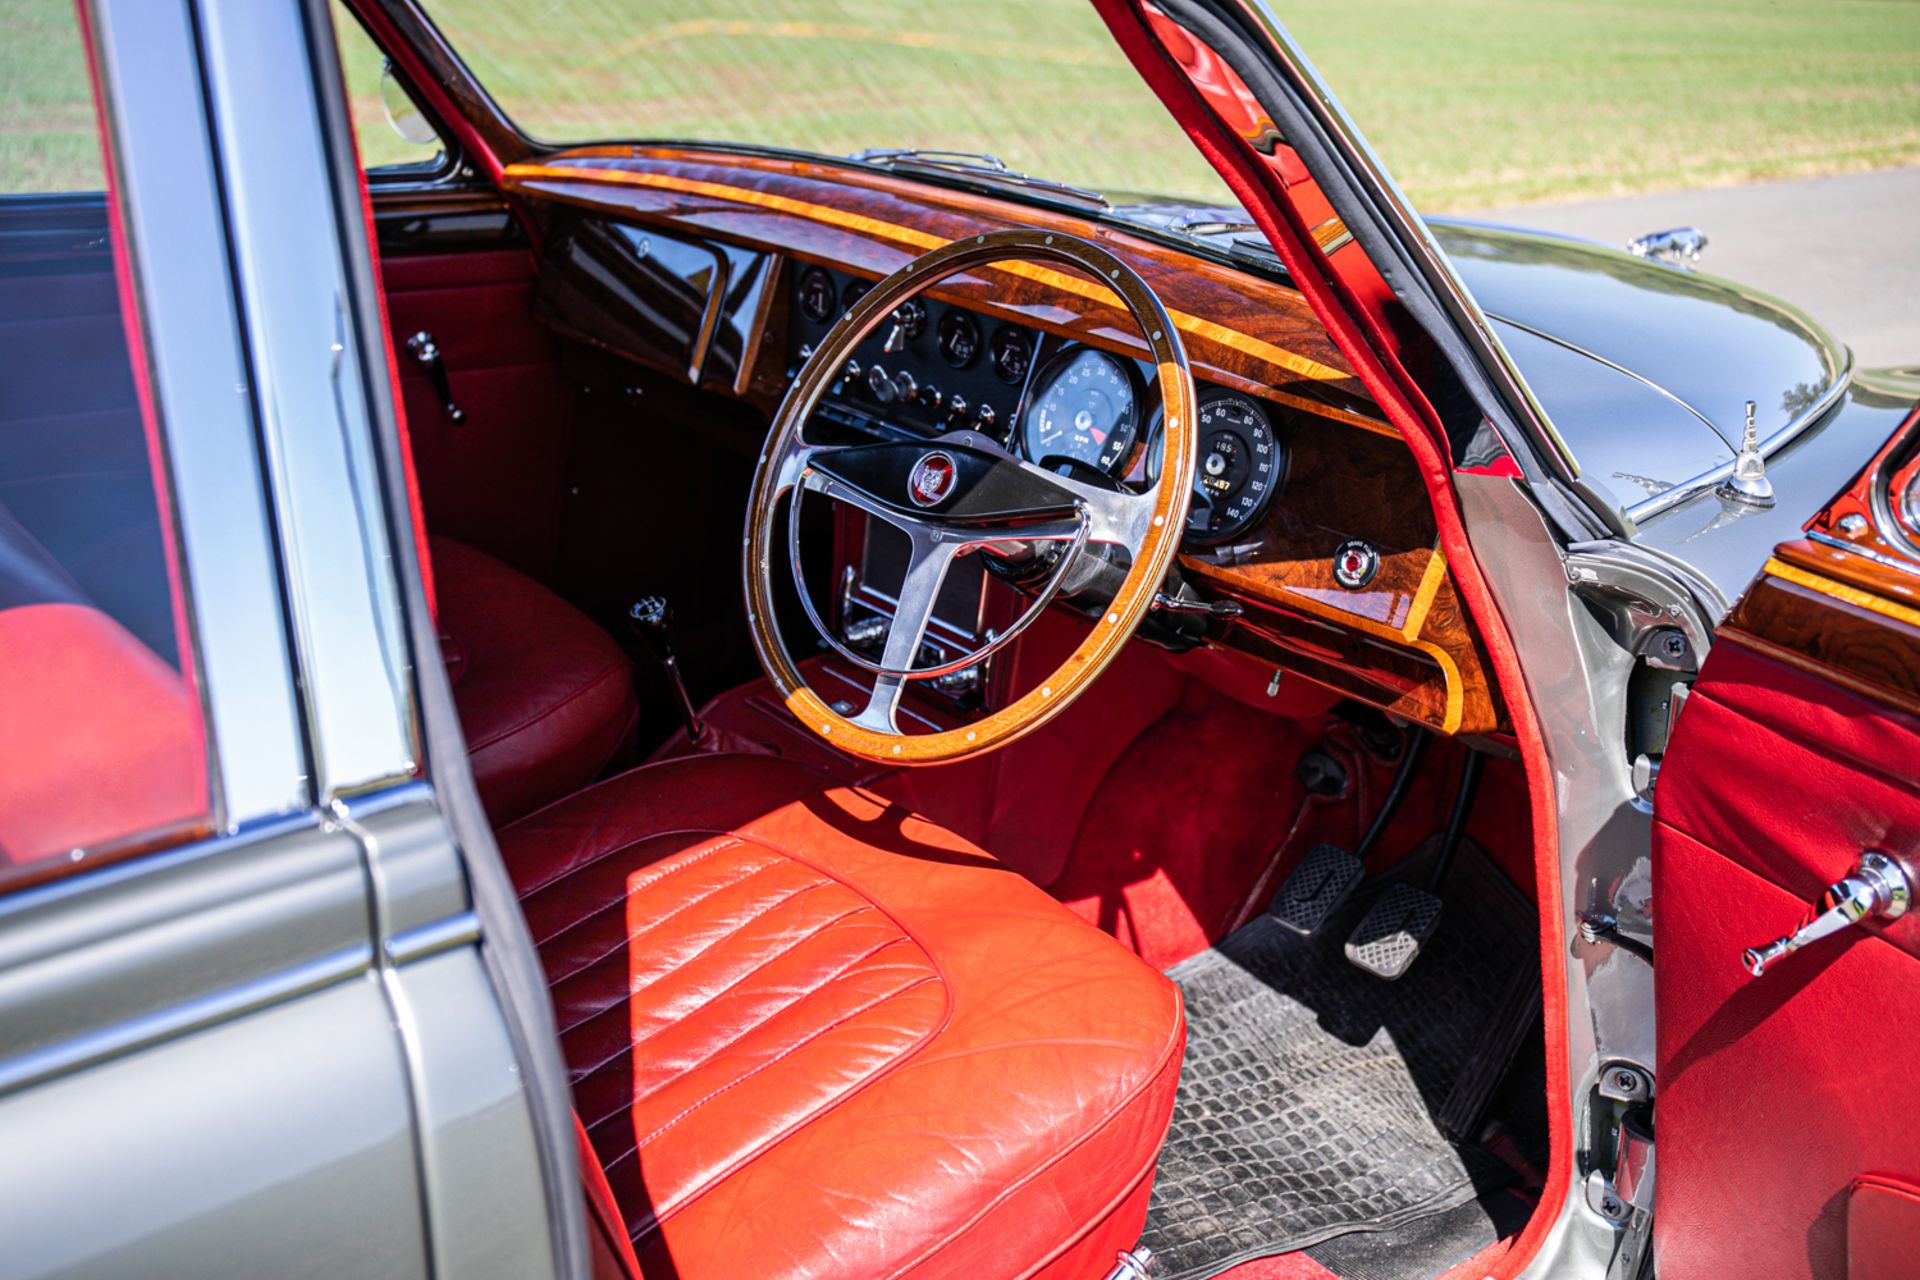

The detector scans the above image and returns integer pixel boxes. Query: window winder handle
[1742,852,1910,978]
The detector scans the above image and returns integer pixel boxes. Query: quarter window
[332,3,450,177]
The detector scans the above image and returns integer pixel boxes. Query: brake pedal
[1344,882,1444,980]
[1269,843,1364,936]
[1346,748,1485,979]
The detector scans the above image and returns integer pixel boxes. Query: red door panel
[1849,1177,1920,1280]
[380,247,576,583]
[1654,634,1920,1278]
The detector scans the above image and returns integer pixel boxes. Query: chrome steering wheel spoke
[1008,456,1161,548]
[850,528,964,732]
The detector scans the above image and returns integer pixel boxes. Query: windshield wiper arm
[850,148,1110,211]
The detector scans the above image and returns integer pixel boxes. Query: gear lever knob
[629,595,675,657]
[628,596,705,745]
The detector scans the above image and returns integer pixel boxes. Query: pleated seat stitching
[575,932,927,1122]
[543,853,794,993]
[627,877,848,1000]
[627,901,879,1051]
[521,830,745,914]
[572,923,913,1140]
[632,972,944,1151]
[545,871,832,1009]
[626,932,927,1107]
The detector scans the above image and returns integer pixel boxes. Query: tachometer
[1149,389,1285,544]
[1020,346,1138,474]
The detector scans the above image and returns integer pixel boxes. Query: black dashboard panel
[788,265,1040,448]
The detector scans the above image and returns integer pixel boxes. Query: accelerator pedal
[1268,843,1364,936]
[1344,881,1444,981]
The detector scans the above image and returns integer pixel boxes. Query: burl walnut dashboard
[505,146,1503,736]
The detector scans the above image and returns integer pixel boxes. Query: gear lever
[629,596,706,746]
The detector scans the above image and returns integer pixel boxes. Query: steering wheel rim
[743,228,1196,765]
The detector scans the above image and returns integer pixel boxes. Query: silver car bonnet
[1432,219,1852,523]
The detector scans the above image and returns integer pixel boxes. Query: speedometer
[1020,346,1138,473]
[1149,389,1285,544]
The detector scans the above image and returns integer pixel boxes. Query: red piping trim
[1091,4,1572,1272]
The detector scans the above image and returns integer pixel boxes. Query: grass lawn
[7,0,1920,212]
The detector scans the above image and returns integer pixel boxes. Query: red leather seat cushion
[432,537,636,823]
[500,754,1185,1279]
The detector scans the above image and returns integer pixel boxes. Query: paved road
[1471,167,1920,368]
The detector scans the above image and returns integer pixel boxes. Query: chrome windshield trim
[1623,363,1853,525]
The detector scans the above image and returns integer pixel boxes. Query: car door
[0,2,579,1276]
[1094,5,1920,1277]
[1649,399,1920,1280]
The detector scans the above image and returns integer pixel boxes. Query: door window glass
[0,0,103,193]
[0,2,212,879]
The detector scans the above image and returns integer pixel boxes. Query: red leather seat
[432,537,636,824]
[499,754,1186,1280]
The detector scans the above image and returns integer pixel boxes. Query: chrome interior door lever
[1742,852,1910,977]
[405,330,465,423]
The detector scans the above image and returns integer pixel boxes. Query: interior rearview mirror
[380,59,438,146]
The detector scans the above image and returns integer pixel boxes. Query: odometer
[1150,390,1285,544]
[1019,346,1138,474]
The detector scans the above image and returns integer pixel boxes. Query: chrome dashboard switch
[1742,851,1910,977]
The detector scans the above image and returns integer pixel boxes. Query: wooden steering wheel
[743,229,1197,764]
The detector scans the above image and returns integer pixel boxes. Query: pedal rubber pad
[1345,882,1444,980]
[1269,843,1364,936]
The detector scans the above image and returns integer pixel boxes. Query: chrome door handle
[1742,852,1910,977]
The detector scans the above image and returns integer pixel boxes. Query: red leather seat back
[0,502,203,867]
[432,536,635,823]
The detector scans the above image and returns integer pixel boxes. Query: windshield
[422,0,1237,205]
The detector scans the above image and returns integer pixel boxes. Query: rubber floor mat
[1140,849,1535,1279]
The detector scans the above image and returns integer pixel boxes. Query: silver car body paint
[0,2,570,1277]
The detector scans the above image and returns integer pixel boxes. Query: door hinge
[1585,1063,1655,1280]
